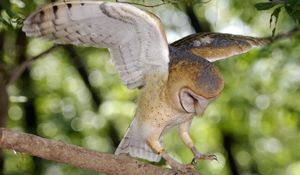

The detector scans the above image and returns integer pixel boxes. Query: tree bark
[0,28,7,174]
[0,70,8,175]
[0,128,179,175]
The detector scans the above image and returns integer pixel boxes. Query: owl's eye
[179,88,210,115]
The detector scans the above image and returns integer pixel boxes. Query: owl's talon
[186,163,195,169]
[191,153,218,165]
[191,158,197,165]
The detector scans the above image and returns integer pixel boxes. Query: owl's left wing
[22,1,169,88]
[171,32,270,62]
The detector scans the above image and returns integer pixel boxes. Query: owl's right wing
[171,32,270,62]
[22,1,169,89]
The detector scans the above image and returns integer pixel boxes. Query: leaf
[255,2,278,10]
[270,6,282,37]
[285,5,300,26]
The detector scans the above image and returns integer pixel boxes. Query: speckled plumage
[22,1,269,173]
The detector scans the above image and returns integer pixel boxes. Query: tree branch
[0,29,8,173]
[116,0,176,8]
[269,27,300,42]
[0,128,178,175]
[7,45,60,86]
[184,5,211,33]
[63,45,103,107]
[0,68,8,173]
[222,133,239,175]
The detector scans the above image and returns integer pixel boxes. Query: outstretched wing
[22,1,169,88]
[171,32,270,62]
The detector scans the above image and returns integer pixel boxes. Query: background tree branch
[0,68,8,173]
[0,128,198,175]
[63,45,103,108]
[7,45,60,86]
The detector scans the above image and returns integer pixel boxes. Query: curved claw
[191,153,218,165]
[159,150,199,174]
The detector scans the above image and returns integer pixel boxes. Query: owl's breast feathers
[168,46,224,99]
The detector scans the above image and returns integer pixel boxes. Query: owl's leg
[179,120,217,165]
[146,132,193,173]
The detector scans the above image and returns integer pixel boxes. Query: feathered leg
[146,129,193,173]
[115,117,161,162]
[179,120,217,165]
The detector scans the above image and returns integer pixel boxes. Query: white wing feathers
[22,1,169,88]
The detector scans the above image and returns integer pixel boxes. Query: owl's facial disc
[179,88,210,116]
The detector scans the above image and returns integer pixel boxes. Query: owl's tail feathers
[115,118,161,162]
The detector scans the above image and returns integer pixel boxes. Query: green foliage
[0,1,26,30]
[270,6,282,36]
[285,0,300,25]
[255,2,280,10]
[255,0,300,35]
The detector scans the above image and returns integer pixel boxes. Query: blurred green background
[0,0,300,175]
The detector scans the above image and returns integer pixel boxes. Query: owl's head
[166,47,224,115]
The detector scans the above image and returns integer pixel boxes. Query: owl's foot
[160,150,200,174]
[191,152,218,165]
[190,146,217,165]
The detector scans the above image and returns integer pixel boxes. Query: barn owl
[22,1,269,173]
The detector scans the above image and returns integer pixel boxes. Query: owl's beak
[194,97,209,116]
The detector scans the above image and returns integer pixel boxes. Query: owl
[22,1,269,173]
